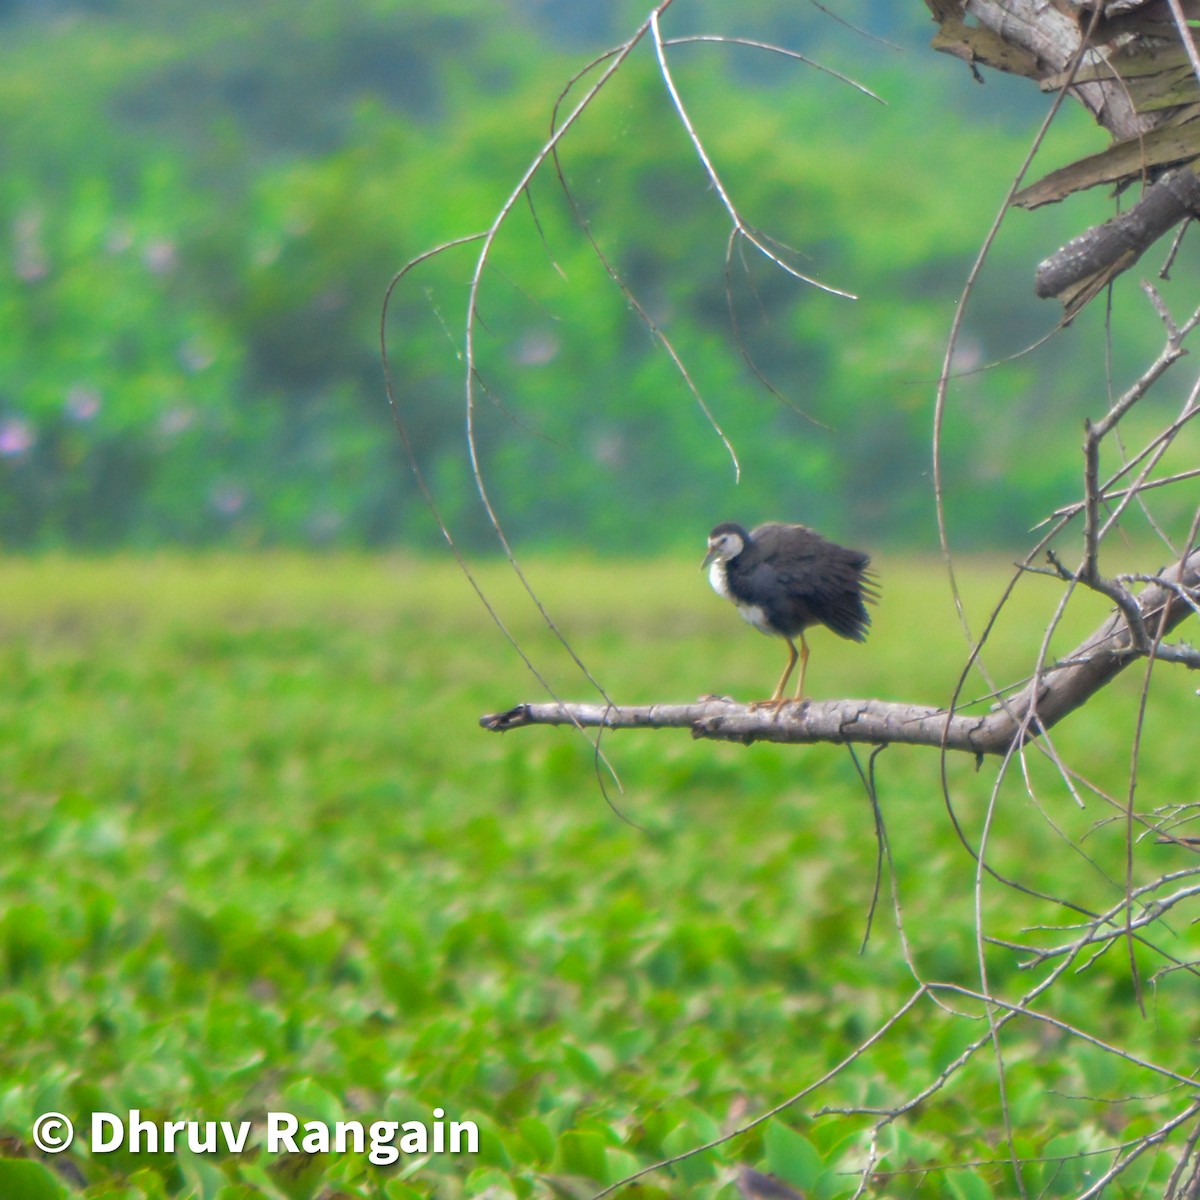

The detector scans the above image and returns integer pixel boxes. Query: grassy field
[0,553,1196,1200]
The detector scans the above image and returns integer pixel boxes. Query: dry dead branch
[482,550,1200,752]
[392,4,1200,1194]
[927,0,1200,312]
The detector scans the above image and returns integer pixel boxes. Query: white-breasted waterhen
[702,521,877,706]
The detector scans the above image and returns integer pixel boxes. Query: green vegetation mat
[0,554,1195,1199]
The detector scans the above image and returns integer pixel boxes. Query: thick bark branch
[927,0,1200,313]
[480,552,1200,756]
[481,696,999,753]
[1031,168,1200,315]
[926,0,1178,142]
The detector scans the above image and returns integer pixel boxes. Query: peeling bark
[926,0,1200,309]
[1032,167,1200,316]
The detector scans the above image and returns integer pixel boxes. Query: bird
[702,520,877,706]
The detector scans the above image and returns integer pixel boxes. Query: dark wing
[743,523,877,641]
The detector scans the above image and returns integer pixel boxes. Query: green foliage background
[1,555,1195,1199]
[3,5,1199,1198]
[1,0,1176,553]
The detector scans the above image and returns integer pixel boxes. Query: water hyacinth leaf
[0,1159,68,1200]
[556,1130,610,1184]
[764,1122,823,1191]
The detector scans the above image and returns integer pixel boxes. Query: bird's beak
[701,543,718,571]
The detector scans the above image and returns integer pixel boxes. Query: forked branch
[481,551,1200,755]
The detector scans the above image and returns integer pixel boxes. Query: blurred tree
[0,0,1140,549]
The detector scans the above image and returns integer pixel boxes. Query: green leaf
[764,1122,823,1191]
[660,1124,716,1186]
[557,1130,609,1184]
[538,1174,603,1200]
[0,1159,68,1200]
[517,1116,556,1164]
[280,1078,344,1127]
[561,1044,603,1086]
[383,1184,427,1200]
[947,1169,993,1200]
[466,1165,516,1197]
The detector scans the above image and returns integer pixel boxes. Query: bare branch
[482,695,998,753]
[1045,466,1200,522]
[1166,0,1200,93]
[548,43,744,480]
[1075,1099,1200,1200]
[929,0,1200,314]
[481,550,1200,755]
[661,35,886,104]
[1033,170,1200,315]
[649,12,857,300]
[586,985,933,1200]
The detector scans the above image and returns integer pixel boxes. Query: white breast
[708,560,732,600]
[709,561,776,637]
[735,601,776,636]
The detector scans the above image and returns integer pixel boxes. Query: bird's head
[702,522,749,570]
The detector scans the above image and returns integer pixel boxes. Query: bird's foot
[749,696,809,722]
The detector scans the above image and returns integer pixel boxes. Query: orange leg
[751,638,798,710]
[791,633,810,702]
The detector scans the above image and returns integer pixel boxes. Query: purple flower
[178,337,214,373]
[65,385,102,422]
[210,484,246,516]
[0,417,35,457]
[143,239,177,275]
[158,406,195,436]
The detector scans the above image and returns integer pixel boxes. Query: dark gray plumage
[702,520,877,705]
[736,1167,806,1200]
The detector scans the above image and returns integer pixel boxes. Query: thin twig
[649,11,856,300]
[661,34,886,104]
